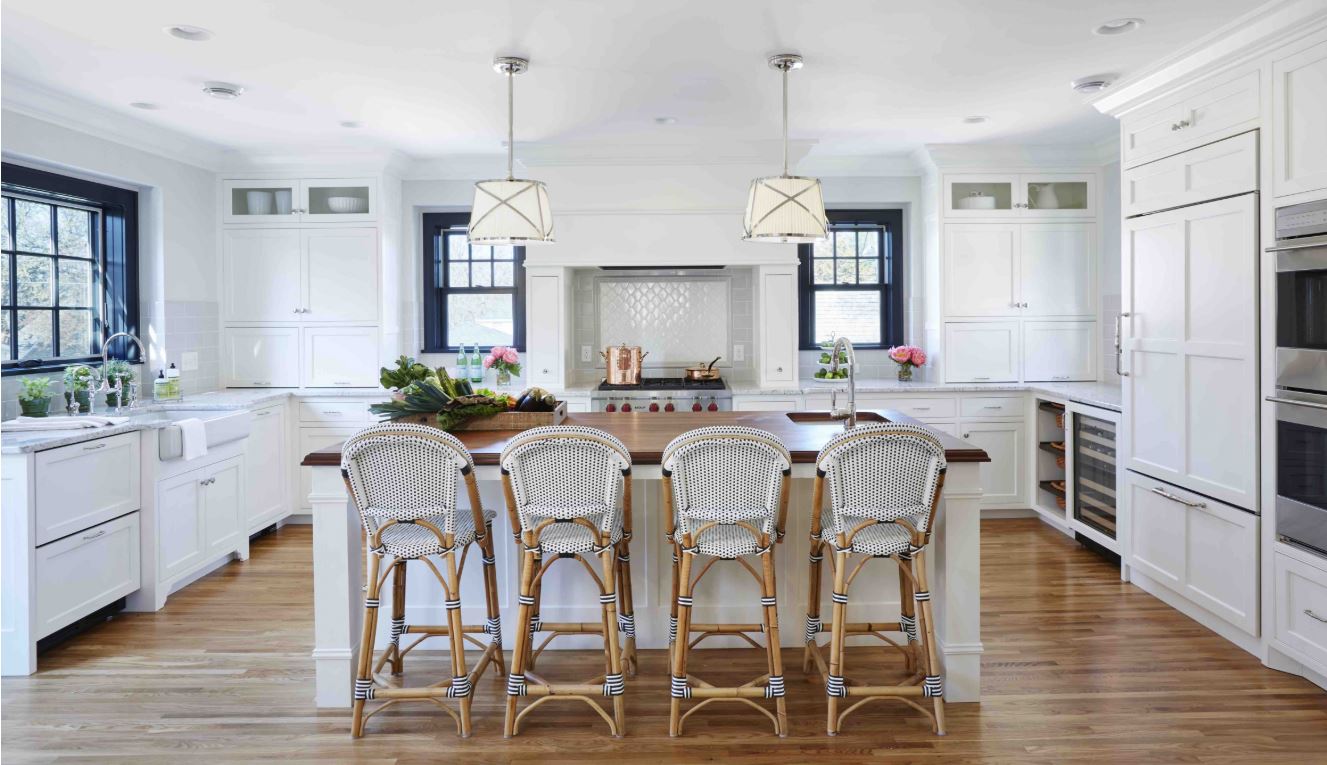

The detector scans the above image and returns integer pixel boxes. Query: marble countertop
[727,379,1122,411]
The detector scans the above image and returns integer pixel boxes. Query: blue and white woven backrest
[500,425,632,534]
[661,426,792,540]
[341,422,475,535]
[816,423,947,535]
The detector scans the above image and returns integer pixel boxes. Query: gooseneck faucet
[101,331,148,412]
[828,336,857,430]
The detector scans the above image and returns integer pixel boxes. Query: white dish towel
[3,415,129,432]
[176,417,208,461]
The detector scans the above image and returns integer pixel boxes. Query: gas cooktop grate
[597,377,727,391]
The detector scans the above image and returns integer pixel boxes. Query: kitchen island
[301,411,989,707]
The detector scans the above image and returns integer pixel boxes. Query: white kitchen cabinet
[157,456,245,584]
[1019,224,1095,317]
[733,396,801,412]
[945,225,1019,317]
[944,173,1094,218]
[34,512,140,638]
[1273,544,1327,675]
[1122,194,1258,510]
[758,267,798,385]
[301,178,377,223]
[302,326,379,388]
[1123,131,1259,217]
[299,428,359,511]
[1023,321,1097,382]
[960,420,1026,508]
[222,327,300,388]
[222,179,301,224]
[222,229,303,322]
[1272,37,1327,197]
[945,322,1019,382]
[245,404,288,533]
[302,228,379,323]
[1121,70,1261,168]
[1126,472,1258,635]
[525,270,565,388]
[298,400,373,426]
[33,432,140,546]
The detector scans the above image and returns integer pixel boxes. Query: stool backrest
[661,426,791,539]
[816,423,947,534]
[499,425,632,535]
[341,422,476,535]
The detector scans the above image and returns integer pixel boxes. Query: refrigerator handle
[1115,312,1131,377]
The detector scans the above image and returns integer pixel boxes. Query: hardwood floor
[4,519,1326,764]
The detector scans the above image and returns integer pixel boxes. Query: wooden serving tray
[402,400,567,431]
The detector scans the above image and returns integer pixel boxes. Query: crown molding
[799,153,920,177]
[1091,0,1327,117]
[922,142,1110,169]
[216,148,410,176]
[513,139,816,168]
[1,75,228,171]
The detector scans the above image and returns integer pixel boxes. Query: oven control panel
[1276,198,1327,239]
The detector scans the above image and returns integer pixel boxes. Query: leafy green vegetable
[379,355,435,391]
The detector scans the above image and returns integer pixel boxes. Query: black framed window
[2,163,138,374]
[422,212,526,353]
[798,209,903,349]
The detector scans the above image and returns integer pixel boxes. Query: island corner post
[303,411,988,708]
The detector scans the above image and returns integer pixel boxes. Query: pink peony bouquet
[887,345,926,381]
[483,345,522,374]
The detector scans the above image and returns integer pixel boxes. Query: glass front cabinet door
[1021,173,1094,217]
[222,178,377,224]
[222,180,301,224]
[301,178,376,223]
[944,173,1095,218]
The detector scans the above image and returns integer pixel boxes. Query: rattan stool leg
[825,551,850,736]
[441,549,471,738]
[668,550,695,737]
[898,557,918,674]
[478,522,506,679]
[599,546,627,737]
[504,546,538,739]
[803,541,825,673]
[616,540,638,677]
[761,550,788,737]
[912,549,946,735]
[351,552,385,738]
[389,562,406,676]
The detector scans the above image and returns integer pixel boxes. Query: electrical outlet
[581,345,592,363]
[733,344,745,362]
[180,351,199,372]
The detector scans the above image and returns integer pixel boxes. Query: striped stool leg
[504,546,538,739]
[668,550,696,737]
[478,522,506,679]
[525,570,544,673]
[760,549,788,737]
[389,562,407,676]
[598,546,627,737]
[351,552,385,738]
[441,548,471,738]
[667,542,681,647]
[616,539,638,677]
[825,550,851,736]
[803,541,825,673]
[897,553,919,675]
[911,548,946,735]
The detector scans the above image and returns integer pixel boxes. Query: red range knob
[691,400,703,412]
[664,401,675,412]
[605,402,616,412]
[707,399,719,412]
[648,402,660,412]
[621,402,633,412]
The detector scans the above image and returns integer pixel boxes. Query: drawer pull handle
[973,376,991,381]
[82,529,106,541]
[322,410,340,415]
[200,477,216,486]
[913,406,931,411]
[254,410,271,417]
[982,405,1003,409]
[1307,609,1327,624]
[1150,486,1206,509]
[82,443,108,451]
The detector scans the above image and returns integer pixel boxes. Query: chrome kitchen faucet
[828,336,857,430]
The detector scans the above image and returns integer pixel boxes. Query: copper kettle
[601,343,649,385]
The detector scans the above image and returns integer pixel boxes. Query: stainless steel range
[590,377,732,413]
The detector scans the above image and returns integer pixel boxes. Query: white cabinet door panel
[1019,224,1095,317]
[203,459,243,557]
[960,420,1025,508]
[33,432,141,546]
[245,405,287,532]
[1274,547,1327,672]
[760,270,798,383]
[303,228,378,323]
[1273,38,1327,197]
[299,428,359,511]
[732,397,801,412]
[525,274,562,387]
[302,326,378,388]
[34,513,140,639]
[222,180,300,225]
[944,226,1018,317]
[1023,321,1096,382]
[222,229,302,322]
[222,327,299,388]
[1126,473,1187,589]
[945,322,1018,383]
[1122,71,1259,168]
[158,470,206,581]
[1123,131,1258,217]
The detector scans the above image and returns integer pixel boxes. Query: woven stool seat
[376,509,498,559]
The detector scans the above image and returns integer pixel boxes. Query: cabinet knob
[963,433,970,438]
[776,366,784,373]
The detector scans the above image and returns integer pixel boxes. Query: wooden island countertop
[300,410,990,466]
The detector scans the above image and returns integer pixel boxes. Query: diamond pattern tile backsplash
[571,269,754,378]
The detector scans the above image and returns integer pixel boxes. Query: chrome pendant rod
[506,68,515,181]
[782,65,789,177]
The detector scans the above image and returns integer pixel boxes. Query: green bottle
[456,343,469,382]
[469,344,483,384]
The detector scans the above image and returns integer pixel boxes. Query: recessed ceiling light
[165,25,214,42]
[962,115,989,124]
[1071,75,1114,94]
[654,116,678,125]
[201,81,244,100]
[1094,18,1143,36]
[129,102,160,111]
[339,120,362,129]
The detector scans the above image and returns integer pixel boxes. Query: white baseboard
[981,507,1037,520]
[1130,570,1261,657]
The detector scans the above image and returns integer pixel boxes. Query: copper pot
[684,356,722,382]
[601,344,649,385]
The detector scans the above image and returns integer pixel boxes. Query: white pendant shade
[743,174,827,243]
[468,178,555,244]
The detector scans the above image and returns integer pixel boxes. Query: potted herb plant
[63,365,96,413]
[18,377,54,417]
[102,359,134,407]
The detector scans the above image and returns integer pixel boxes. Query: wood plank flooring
[4,519,1326,764]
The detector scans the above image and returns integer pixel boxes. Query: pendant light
[742,54,827,243]
[468,56,554,245]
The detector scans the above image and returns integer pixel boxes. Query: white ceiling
[1,0,1265,163]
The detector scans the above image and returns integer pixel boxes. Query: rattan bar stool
[341,423,505,738]
[803,423,948,736]
[500,425,636,738]
[662,426,792,737]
